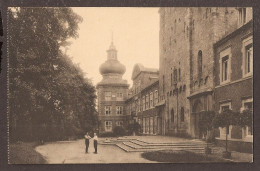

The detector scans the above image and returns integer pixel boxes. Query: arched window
[181,107,185,122]
[171,109,174,122]
[198,50,202,77]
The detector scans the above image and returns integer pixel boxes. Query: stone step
[124,142,207,150]
[131,140,214,147]
[117,143,208,153]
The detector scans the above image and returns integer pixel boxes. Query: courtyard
[35,136,253,163]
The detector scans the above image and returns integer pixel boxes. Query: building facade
[125,64,161,135]
[158,7,252,138]
[97,42,129,134]
[214,18,253,144]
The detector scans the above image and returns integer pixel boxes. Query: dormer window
[238,8,247,26]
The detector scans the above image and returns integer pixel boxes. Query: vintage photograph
[7,7,253,164]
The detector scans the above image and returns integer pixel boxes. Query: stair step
[130,140,213,148]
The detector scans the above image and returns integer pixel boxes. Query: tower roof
[99,42,126,75]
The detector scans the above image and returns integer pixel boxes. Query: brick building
[158,7,252,138]
[125,64,161,135]
[97,42,129,134]
[214,16,253,147]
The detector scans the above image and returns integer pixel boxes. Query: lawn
[141,150,230,163]
[9,142,47,164]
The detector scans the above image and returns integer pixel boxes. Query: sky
[67,7,160,86]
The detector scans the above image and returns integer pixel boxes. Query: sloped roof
[131,63,159,80]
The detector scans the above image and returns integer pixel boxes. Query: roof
[131,63,159,80]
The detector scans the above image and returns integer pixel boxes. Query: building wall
[214,20,253,142]
[158,7,241,137]
[97,85,129,133]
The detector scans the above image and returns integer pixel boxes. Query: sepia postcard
[0,3,256,168]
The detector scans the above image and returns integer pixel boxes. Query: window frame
[242,36,253,78]
[241,98,253,137]
[116,121,123,127]
[105,121,112,132]
[219,47,232,85]
[105,106,111,115]
[150,92,154,108]
[116,106,123,115]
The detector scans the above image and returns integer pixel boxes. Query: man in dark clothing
[84,132,91,153]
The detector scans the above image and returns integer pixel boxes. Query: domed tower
[97,41,129,134]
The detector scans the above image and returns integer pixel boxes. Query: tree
[213,109,238,158]
[198,111,215,153]
[8,7,98,142]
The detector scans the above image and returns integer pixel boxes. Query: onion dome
[99,42,126,75]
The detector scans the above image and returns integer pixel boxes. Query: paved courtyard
[35,138,157,163]
[35,136,253,163]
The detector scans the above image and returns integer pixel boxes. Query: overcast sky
[67,7,159,86]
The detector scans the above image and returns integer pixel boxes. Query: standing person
[93,133,98,154]
[84,132,91,153]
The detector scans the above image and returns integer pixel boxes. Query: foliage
[9,142,47,164]
[198,111,216,134]
[113,126,126,137]
[141,150,228,163]
[237,109,253,128]
[8,7,98,142]
[126,122,141,135]
[99,132,116,137]
[213,109,238,128]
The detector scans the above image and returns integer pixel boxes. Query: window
[242,98,253,136]
[138,99,141,112]
[171,73,173,86]
[105,121,112,132]
[198,50,202,77]
[104,91,111,101]
[105,106,111,115]
[242,36,253,77]
[181,107,185,122]
[142,96,145,111]
[154,90,158,105]
[116,121,123,127]
[238,8,247,26]
[146,94,149,110]
[179,68,181,81]
[222,56,229,82]
[171,109,174,122]
[220,102,231,134]
[150,92,154,108]
[116,106,123,115]
[219,48,231,84]
[174,69,177,82]
[162,75,165,93]
[116,92,123,100]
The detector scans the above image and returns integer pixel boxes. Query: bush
[126,122,141,135]
[99,132,116,137]
[113,126,126,137]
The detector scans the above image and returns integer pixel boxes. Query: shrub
[113,126,126,137]
[99,132,116,137]
[126,122,141,135]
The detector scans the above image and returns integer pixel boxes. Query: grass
[141,150,230,163]
[9,142,47,164]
